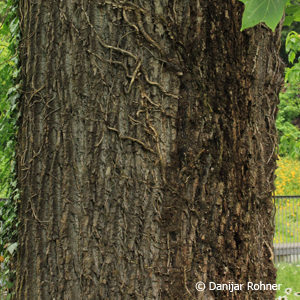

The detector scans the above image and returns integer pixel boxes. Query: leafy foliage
[283,0,300,26]
[0,0,19,197]
[0,0,19,297]
[240,0,300,32]
[276,30,300,159]
[285,31,300,82]
[276,92,300,159]
[239,0,287,31]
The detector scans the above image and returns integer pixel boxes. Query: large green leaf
[239,0,287,31]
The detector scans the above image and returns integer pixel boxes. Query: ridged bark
[16,0,283,299]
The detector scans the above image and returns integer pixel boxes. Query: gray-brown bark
[16,0,283,299]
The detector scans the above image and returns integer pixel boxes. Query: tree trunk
[16,0,283,299]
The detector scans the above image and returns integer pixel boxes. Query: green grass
[274,198,300,244]
[276,263,300,299]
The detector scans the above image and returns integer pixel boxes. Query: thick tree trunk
[16,0,283,299]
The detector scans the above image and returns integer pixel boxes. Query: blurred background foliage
[0,0,19,197]
[0,0,19,297]
[277,0,300,162]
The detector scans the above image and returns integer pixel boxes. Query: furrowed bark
[16,1,283,299]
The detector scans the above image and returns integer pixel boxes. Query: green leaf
[294,9,300,22]
[285,4,299,15]
[288,51,296,63]
[239,0,287,31]
[283,15,294,26]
